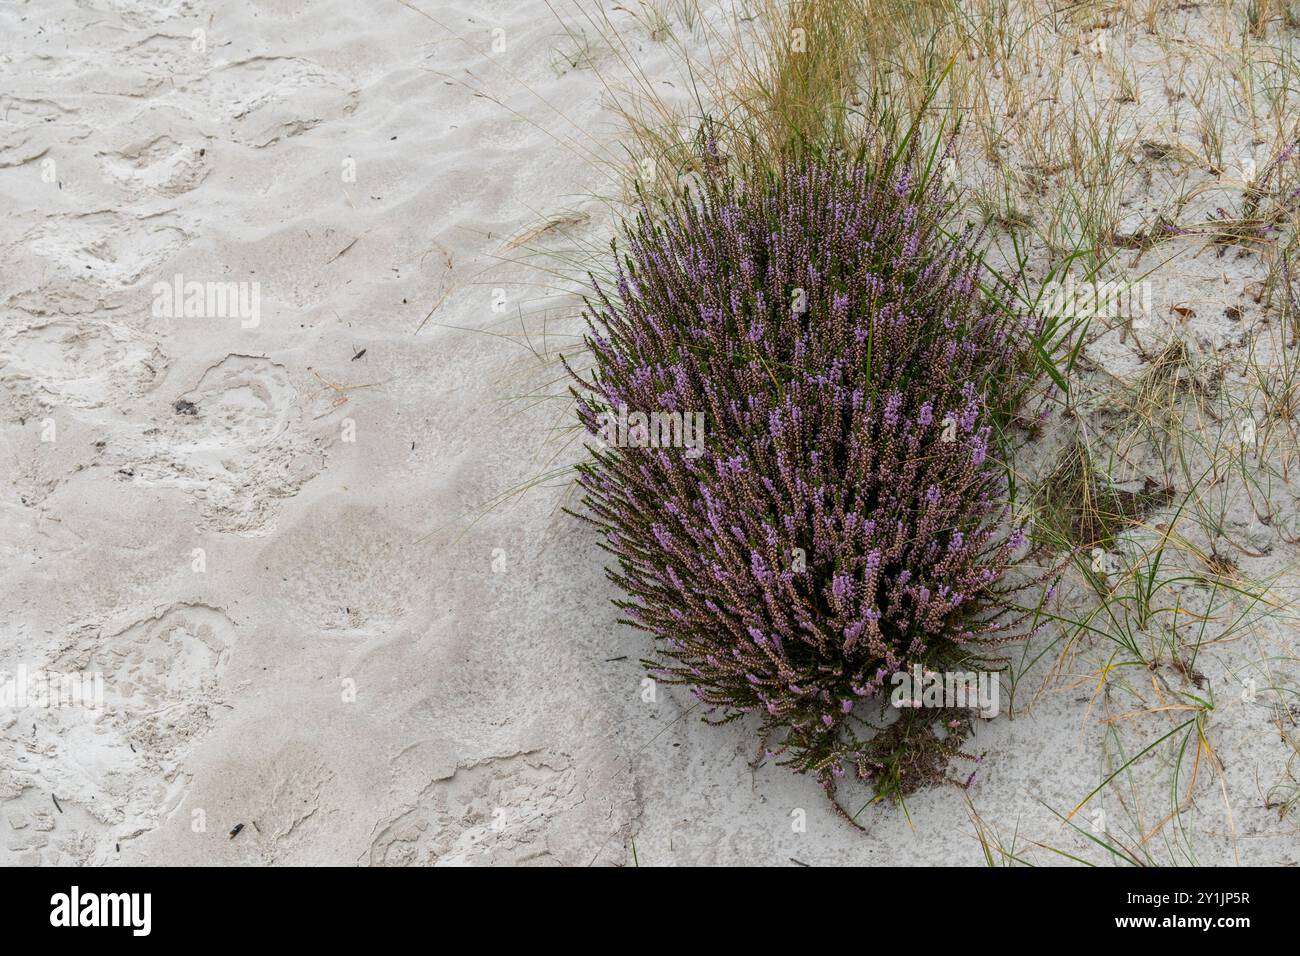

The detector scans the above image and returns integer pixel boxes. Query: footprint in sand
[129,355,323,534]
[170,354,296,449]
[0,96,87,168]
[0,318,164,412]
[99,604,235,731]
[368,752,577,867]
[258,504,428,633]
[0,603,240,865]
[194,56,358,148]
[20,211,191,290]
[97,134,210,197]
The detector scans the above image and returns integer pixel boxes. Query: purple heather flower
[884,392,903,426]
[569,148,1045,807]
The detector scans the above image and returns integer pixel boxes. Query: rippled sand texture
[1,0,1297,866]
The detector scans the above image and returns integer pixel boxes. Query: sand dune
[2,0,1297,866]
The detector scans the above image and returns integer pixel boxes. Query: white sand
[1,0,1297,865]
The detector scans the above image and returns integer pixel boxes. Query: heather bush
[567,146,1052,816]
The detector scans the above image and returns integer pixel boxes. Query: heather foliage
[568,147,1049,814]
